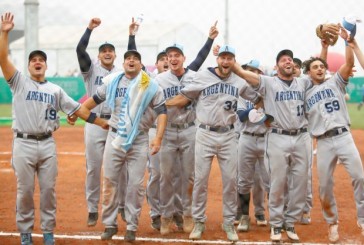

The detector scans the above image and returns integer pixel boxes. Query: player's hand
[129,17,139,35]
[209,20,219,39]
[212,44,220,56]
[88,18,101,30]
[1,12,14,33]
[320,38,329,49]
[150,137,162,155]
[67,114,78,125]
[99,119,109,130]
[254,99,264,109]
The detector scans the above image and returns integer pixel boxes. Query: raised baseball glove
[316,24,339,46]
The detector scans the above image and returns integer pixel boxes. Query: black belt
[168,122,195,129]
[271,128,307,136]
[111,127,145,135]
[100,114,111,119]
[316,127,348,140]
[199,124,234,133]
[16,132,52,141]
[242,131,265,137]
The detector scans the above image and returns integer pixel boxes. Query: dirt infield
[1,126,364,244]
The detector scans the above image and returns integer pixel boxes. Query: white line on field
[0,231,347,244]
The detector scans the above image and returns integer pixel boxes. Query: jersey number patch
[45,108,57,120]
[325,100,340,113]
[224,101,237,111]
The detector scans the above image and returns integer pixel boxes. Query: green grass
[0,103,85,127]
[1,103,363,129]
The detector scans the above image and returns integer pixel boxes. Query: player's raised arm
[0,12,16,80]
[187,21,219,71]
[76,18,101,73]
[337,27,355,81]
[232,62,260,88]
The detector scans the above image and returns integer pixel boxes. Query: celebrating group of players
[1,11,364,245]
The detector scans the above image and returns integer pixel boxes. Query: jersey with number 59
[305,73,350,136]
[8,70,81,134]
[181,68,259,126]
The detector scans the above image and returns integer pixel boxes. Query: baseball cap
[276,49,293,63]
[156,50,167,62]
[28,50,47,62]
[242,59,264,74]
[99,42,115,52]
[218,45,235,57]
[165,43,184,55]
[124,49,141,60]
[293,58,302,68]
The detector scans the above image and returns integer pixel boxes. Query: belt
[316,127,348,140]
[16,132,52,141]
[111,127,145,135]
[271,128,307,136]
[100,114,111,119]
[242,131,265,137]
[168,122,195,129]
[199,124,234,133]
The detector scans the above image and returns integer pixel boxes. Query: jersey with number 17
[305,73,350,136]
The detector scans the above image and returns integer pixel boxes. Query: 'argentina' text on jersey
[275,91,304,102]
[25,91,56,107]
[306,88,336,111]
[163,85,184,99]
[202,83,239,98]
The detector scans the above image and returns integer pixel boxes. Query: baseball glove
[316,24,339,46]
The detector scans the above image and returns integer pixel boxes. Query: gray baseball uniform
[155,69,196,222]
[256,75,312,228]
[181,68,259,226]
[95,71,166,231]
[9,70,80,233]
[81,60,125,214]
[305,73,364,225]
[236,99,269,224]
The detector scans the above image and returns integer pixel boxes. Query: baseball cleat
[222,223,239,241]
[255,214,268,226]
[237,215,250,232]
[286,226,300,241]
[101,227,118,240]
[328,224,339,242]
[21,233,33,245]
[270,226,282,242]
[87,212,98,227]
[189,222,205,240]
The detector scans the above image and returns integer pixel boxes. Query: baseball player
[166,45,261,242]
[74,49,167,242]
[155,21,219,235]
[303,33,364,242]
[0,12,109,245]
[235,60,270,232]
[76,17,127,226]
[233,49,312,242]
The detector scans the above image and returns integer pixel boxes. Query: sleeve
[151,87,167,114]
[7,70,23,92]
[76,28,92,73]
[333,72,348,93]
[128,35,136,50]
[187,38,214,71]
[95,83,107,102]
[239,81,260,103]
[58,87,81,115]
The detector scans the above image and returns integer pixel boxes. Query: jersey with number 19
[9,70,80,134]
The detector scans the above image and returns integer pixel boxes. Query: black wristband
[86,112,97,123]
